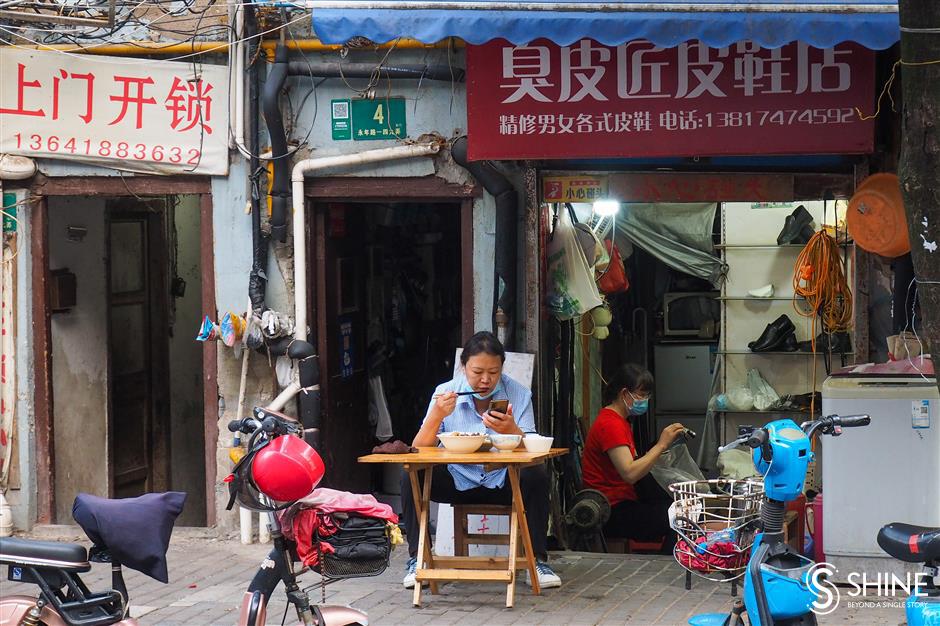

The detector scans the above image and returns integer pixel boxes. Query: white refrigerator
[821,375,940,580]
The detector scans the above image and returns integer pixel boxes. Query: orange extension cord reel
[846,173,911,258]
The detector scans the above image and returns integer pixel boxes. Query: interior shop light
[593,200,620,217]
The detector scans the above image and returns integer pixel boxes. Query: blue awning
[308,1,899,50]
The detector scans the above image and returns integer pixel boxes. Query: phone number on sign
[672,107,858,131]
[11,133,202,164]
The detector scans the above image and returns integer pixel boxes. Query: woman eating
[399,331,561,590]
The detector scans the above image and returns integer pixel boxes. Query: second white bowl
[522,434,554,453]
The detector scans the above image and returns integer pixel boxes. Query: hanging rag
[291,511,337,568]
[368,375,394,441]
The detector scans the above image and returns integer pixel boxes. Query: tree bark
[898,2,940,388]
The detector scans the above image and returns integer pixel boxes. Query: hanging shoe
[748,315,796,352]
[777,205,814,245]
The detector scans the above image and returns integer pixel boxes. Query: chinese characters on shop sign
[0,49,229,175]
[466,39,875,160]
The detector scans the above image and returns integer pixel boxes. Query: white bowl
[438,432,487,454]
[489,434,522,452]
[522,435,554,453]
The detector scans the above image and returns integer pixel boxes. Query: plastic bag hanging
[545,208,603,320]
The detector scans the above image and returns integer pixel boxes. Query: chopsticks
[433,390,480,398]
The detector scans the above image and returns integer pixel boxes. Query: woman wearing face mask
[581,364,686,547]
[399,331,562,591]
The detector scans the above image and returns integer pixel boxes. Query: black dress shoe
[748,314,796,352]
[791,391,822,410]
[781,332,799,352]
[798,331,852,353]
[777,205,814,245]
[793,224,815,245]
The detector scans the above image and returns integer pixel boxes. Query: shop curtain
[612,202,727,287]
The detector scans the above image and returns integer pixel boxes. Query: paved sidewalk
[3,531,903,625]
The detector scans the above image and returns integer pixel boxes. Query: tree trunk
[898,2,940,389]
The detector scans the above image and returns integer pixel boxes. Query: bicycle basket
[668,479,763,582]
[313,514,391,579]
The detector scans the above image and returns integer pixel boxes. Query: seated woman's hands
[430,391,458,421]
[657,423,687,450]
[483,403,519,434]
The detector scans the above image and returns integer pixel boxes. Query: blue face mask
[467,379,500,401]
[626,390,649,416]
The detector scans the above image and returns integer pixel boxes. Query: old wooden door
[108,203,170,498]
[314,202,371,492]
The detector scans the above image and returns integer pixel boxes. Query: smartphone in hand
[488,399,509,415]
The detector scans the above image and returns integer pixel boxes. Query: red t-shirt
[581,408,638,506]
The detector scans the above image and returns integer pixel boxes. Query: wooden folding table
[358,446,567,608]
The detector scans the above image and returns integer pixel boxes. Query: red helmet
[250,435,325,502]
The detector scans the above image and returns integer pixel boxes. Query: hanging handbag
[598,239,629,294]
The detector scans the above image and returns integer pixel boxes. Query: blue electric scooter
[689,414,871,626]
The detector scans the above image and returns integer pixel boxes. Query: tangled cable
[792,230,853,335]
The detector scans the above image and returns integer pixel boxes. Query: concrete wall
[168,195,206,525]
[48,197,109,523]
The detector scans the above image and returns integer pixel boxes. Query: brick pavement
[3,531,904,625]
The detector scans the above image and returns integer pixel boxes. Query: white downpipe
[290,142,442,341]
[234,2,245,154]
[299,2,898,13]
[239,507,253,544]
[228,0,249,157]
[258,514,271,543]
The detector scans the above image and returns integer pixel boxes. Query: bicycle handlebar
[718,414,871,455]
[835,414,871,428]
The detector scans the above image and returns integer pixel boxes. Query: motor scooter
[0,407,371,626]
[0,491,186,626]
[226,407,374,626]
[687,413,871,626]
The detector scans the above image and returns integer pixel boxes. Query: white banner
[0,48,229,175]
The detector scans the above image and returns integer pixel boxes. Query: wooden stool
[453,504,524,559]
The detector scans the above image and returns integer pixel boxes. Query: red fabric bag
[598,240,629,294]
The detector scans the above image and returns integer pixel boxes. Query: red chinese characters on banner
[2,63,214,133]
[466,40,876,161]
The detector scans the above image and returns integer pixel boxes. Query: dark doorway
[107,203,171,498]
[314,201,464,495]
[46,192,206,524]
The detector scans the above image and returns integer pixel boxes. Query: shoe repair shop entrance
[541,171,865,553]
[31,176,215,527]
[307,176,477,496]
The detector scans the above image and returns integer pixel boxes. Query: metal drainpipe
[262,44,291,243]
[451,136,518,349]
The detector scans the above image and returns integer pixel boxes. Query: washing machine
[821,374,940,581]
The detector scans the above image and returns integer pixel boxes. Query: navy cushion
[72,492,186,583]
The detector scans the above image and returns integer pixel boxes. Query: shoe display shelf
[717,201,857,445]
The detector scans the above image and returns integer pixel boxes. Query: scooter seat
[878,523,940,563]
[0,536,90,571]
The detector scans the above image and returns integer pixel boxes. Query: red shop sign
[466,40,875,161]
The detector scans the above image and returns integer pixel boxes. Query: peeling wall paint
[48,197,109,523]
